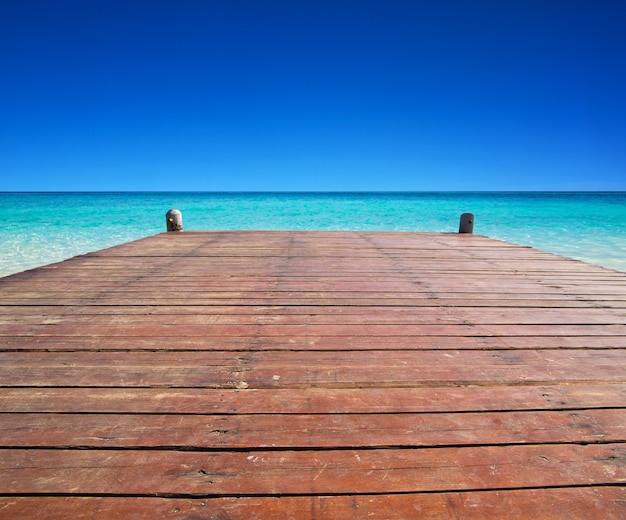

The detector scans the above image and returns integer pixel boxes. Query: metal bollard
[166,209,183,232]
[459,213,474,234]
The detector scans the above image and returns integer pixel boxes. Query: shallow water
[1,192,625,277]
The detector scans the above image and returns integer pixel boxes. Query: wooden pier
[1,230,625,518]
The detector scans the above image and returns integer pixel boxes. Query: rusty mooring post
[459,213,474,234]
[166,209,183,232]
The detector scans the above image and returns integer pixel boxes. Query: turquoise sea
[1,192,625,278]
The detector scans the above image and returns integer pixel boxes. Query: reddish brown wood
[0,230,625,518]
[1,409,623,449]
[1,488,624,520]
[1,384,625,413]
[3,306,626,325]
[2,444,625,495]
[3,334,626,351]
[0,349,623,388]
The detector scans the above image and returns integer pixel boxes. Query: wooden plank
[3,294,625,306]
[3,293,625,308]
[1,409,624,449]
[4,269,624,284]
[2,488,624,520]
[2,322,626,338]
[3,348,625,367]
[2,306,625,325]
[2,384,625,413]
[4,271,625,285]
[1,349,624,388]
[4,334,626,352]
[2,444,625,495]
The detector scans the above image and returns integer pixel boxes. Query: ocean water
[1,192,625,278]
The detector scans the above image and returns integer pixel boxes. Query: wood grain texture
[2,444,625,495]
[0,230,625,518]
[1,409,624,449]
[0,488,624,520]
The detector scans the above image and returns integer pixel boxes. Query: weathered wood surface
[0,230,625,519]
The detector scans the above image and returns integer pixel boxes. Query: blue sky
[1,0,625,191]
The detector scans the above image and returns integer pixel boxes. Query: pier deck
[1,230,625,519]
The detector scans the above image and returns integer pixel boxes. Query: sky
[1,0,625,191]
